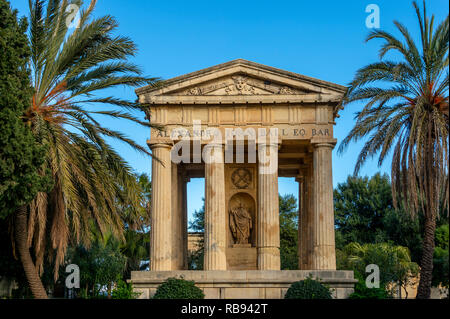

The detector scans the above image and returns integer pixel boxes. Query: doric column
[311,139,337,270]
[257,142,281,270]
[149,142,172,271]
[204,143,227,270]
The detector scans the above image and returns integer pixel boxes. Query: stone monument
[130,59,356,299]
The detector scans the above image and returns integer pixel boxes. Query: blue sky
[11,0,449,222]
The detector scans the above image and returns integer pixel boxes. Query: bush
[112,280,141,299]
[433,247,449,288]
[153,278,205,299]
[348,280,391,299]
[284,278,332,299]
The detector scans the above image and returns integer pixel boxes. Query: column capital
[147,139,173,150]
[257,140,282,152]
[310,137,337,149]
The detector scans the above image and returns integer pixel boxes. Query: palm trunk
[15,205,48,299]
[416,213,436,298]
[416,125,437,299]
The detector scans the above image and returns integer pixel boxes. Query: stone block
[134,288,149,299]
[203,288,221,299]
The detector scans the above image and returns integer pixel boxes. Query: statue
[230,203,253,245]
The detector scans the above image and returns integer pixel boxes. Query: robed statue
[230,204,253,245]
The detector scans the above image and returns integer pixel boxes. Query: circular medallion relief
[231,168,252,189]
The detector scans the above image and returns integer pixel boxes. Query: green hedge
[284,278,332,299]
[153,278,205,299]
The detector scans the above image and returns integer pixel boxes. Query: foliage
[378,205,424,263]
[334,173,424,262]
[120,228,149,279]
[152,278,205,299]
[284,277,332,299]
[339,0,449,298]
[334,173,396,245]
[348,279,392,299]
[279,194,298,270]
[112,279,141,299]
[187,245,204,270]
[0,0,51,218]
[187,198,205,270]
[338,242,419,296]
[0,219,30,297]
[19,0,159,281]
[189,198,205,232]
[432,247,449,288]
[67,237,127,298]
[432,224,449,288]
[119,173,151,279]
[435,224,449,250]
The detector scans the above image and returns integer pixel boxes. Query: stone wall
[130,270,356,299]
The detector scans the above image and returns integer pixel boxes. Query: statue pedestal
[232,244,252,248]
[227,246,257,270]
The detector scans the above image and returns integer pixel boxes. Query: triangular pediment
[171,74,311,96]
[136,59,347,98]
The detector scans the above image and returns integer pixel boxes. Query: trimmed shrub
[284,278,332,299]
[153,278,205,299]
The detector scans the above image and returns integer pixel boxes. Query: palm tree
[15,0,158,298]
[339,1,448,298]
[119,173,151,279]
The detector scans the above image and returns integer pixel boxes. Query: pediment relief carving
[175,75,309,96]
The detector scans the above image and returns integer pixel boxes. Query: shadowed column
[257,142,280,270]
[204,143,227,270]
[149,142,172,271]
[296,174,305,270]
[305,162,314,269]
[181,174,189,269]
[171,163,186,270]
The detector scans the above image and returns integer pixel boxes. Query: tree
[187,198,205,270]
[0,0,52,299]
[119,173,151,279]
[68,237,127,299]
[432,224,449,289]
[339,1,449,298]
[334,173,394,245]
[189,198,205,232]
[334,173,425,262]
[339,242,419,298]
[279,194,298,270]
[12,0,158,298]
